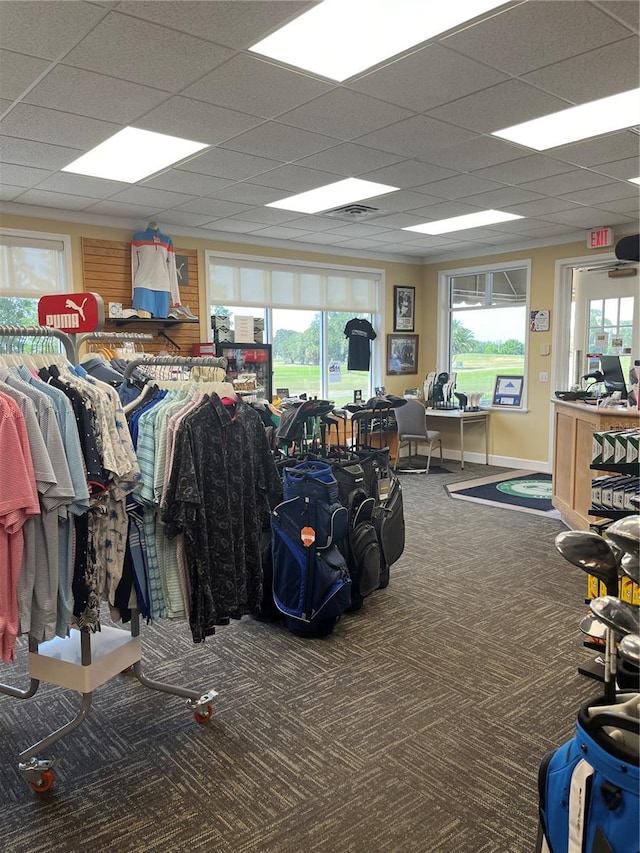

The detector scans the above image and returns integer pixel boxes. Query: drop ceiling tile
[33,173,127,198]
[17,189,99,209]
[519,170,615,196]
[0,184,25,202]
[596,197,640,214]
[519,223,580,238]
[360,160,457,189]
[0,135,82,169]
[361,189,444,212]
[559,181,639,206]
[355,116,477,161]
[595,0,640,29]
[463,186,546,209]
[506,197,582,217]
[294,143,402,176]
[0,163,52,187]
[327,238,383,251]
[117,1,309,49]
[108,187,196,208]
[134,96,263,146]
[182,55,332,118]
[24,66,170,124]
[591,157,640,181]
[521,37,639,102]
[414,174,504,200]
[250,225,314,240]
[250,165,342,192]
[0,50,50,100]
[0,1,106,59]
[221,122,339,162]
[544,207,635,227]
[229,207,302,225]
[548,132,640,168]
[350,43,506,112]
[151,210,219,228]
[485,217,555,234]
[84,200,165,218]
[0,103,119,149]
[177,148,282,180]
[205,183,284,205]
[429,227,508,242]
[323,223,391,239]
[360,212,427,230]
[472,154,577,185]
[442,1,630,76]
[174,198,252,217]
[373,230,421,243]
[289,232,353,245]
[428,80,570,134]
[277,89,413,141]
[280,215,344,233]
[142,169,232,197]
[64,12,234,92]
[425,136,529,171]
[199,218,263,234]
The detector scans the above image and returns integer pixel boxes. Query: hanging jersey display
[344,318,376,371]
[131,226,180,318]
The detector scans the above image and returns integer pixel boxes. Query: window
[438,261,530,406]
[0,229,71,326]
[208,253,383,404]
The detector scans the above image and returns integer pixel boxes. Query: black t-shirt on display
[344,318,376,371]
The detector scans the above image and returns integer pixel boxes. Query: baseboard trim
[441,450,552,473]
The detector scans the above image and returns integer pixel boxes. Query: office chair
[394,399,443,473]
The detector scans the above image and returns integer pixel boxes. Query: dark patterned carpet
[0,463,597,852]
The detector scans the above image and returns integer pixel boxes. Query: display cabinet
[216,342,272,402]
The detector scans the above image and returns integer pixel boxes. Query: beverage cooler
[216,342,272,402]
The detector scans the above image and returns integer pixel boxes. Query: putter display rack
[581,424,640,686]
[0,326,226,793]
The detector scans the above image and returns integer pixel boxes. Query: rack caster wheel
[193,705,213,724]
[28,769,55,793]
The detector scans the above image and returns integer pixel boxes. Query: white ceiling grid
[0,0,638,263]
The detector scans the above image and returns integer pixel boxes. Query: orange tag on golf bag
[301,526,315,547]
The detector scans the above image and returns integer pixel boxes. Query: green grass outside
[272,353,524,404]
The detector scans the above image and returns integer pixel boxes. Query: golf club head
[619,634,640,666]
[589,595,640,636]
[621,552,640,585]
[605,515,640,556]
[578,613,608,640]
[554,530,620,582]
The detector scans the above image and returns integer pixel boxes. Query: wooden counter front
[552,399,639,530]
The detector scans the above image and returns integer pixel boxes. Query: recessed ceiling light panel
[629,177,640,185]
[62,127,209,183]
[266,178,399,214]
[492,88,640,151]
[249,0,508,82]
[402,210,523,235]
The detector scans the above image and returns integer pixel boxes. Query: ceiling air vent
[321,203,386,222]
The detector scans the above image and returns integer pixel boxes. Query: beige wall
[2,211,616,466]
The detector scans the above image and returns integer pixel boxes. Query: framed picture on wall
[492,375,524,407]
[393,286,415,332]
[387,334,419,375]
[175,254,189,286]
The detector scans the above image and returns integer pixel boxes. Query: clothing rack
[122,354,229,382]
[76,330,154,350]
[0,328,218,793]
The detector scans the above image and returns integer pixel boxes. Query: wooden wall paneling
[81,238,202,355]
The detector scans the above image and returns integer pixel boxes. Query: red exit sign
[587,227,613,248]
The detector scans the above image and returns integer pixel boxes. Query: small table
[425,408,490,469]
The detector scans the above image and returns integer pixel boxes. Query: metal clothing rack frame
[0,327,218,793]
[122,353,229,382]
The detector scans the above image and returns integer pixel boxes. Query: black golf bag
[536,693,639,853]
[271,461,351,636]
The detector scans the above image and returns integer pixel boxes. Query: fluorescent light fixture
[249,0,508,82]
[266,178,399,214]
[629,177,640,185]
[62,127,209,183]
[492,88,640,151]
[402,210,523,235]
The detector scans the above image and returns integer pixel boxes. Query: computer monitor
[599,355,628,399]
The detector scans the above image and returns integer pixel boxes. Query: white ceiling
[0,0,638,263]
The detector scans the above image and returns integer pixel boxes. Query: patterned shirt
[163,396,281,642]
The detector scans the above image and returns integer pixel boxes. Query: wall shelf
[109,318,198,327]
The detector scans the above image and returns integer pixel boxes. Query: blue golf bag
[271,461,351,636]
[536,693,639,853]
